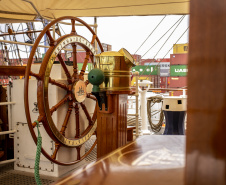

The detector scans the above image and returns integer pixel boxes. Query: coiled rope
[34,120,42,185]
[147,96,164,133]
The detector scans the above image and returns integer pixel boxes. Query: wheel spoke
[46,29,55,46]
[79,52,90,80]
[90,35,97,45]
[32,116,43,128]
[80,102,93,125]
[29,71,41,80]
[85,80,90,86]
[74,103,80,138]
[72,44,78,80]
[60,101,73,136]
[76,146,81,160]
[79,35,96,80]
[52,142,61,160]
[50,94,69,114]
[49,77,69,91]
[57,53,72,84]
[87,93,97,101]
[71,19,77,35]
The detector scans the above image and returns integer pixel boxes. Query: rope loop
[147,96,164,133]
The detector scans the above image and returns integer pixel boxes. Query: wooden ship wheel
[24,16,104,165]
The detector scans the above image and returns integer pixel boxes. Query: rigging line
[21,23,29,59]
[7,25,18,64]
[138,15,185,78]
[141,15,184,58]
[34,22,42,58]
[59,24,66,35]
[11,23,22,65]
[142,27,189,81]
[59,24,69,55]
[134,15,166,55]
[153,15,185,59]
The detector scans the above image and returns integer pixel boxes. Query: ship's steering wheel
[24,16,103,165]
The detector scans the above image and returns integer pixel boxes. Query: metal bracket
[92,91,108,111]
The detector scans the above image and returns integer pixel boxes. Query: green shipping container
[132,65,159,75]
[170,65,188,76]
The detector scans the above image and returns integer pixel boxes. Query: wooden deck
[53,135,185,185]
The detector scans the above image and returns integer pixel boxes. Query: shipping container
[170,53,188,65]
[173,43,189,54]
[170,65,188,76]
[132,54,141,63]
[156,58,170,62]
[168,76,187,88]
[151,75,160,88]
[159,62,170,77]
[160,76,169,85]
[132,65,159,76]
[140,59,155,65]
[169,91,187,96]
[107,44,112,51]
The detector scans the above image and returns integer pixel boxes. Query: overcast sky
[81,15,189,59]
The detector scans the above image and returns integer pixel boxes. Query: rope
[147,96,164,133]
[34,120,42,185]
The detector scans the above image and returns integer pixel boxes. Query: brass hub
[72,80,87,102]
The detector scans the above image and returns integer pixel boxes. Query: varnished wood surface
[186,0,226,184]
[127,126,136,142]
[97,94,127,158]
[0,66,26,76]
[53,135,185,185]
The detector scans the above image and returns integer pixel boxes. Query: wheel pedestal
[97,94,127,158]
[88,49,135,158]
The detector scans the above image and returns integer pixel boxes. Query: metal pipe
[0,39,84,51]
[148,88,187,91]
[94,17,98,52]
[0,29,53,37]
[134,71,139,137]
[0,159,16,165]
[0,130,16,135]
[53,24,55,39]
[0,102,16,106]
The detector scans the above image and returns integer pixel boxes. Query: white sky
[0,15,189,60]
[81,15,189,59]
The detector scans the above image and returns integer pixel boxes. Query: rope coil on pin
[147,96,164,133]
[34,120,42,185]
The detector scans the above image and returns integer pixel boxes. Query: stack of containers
[169,43,188,96]
[159,58,170,91]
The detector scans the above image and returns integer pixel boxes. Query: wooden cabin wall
[186,0,226,184]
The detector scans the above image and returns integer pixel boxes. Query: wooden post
[186,0,226,184]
